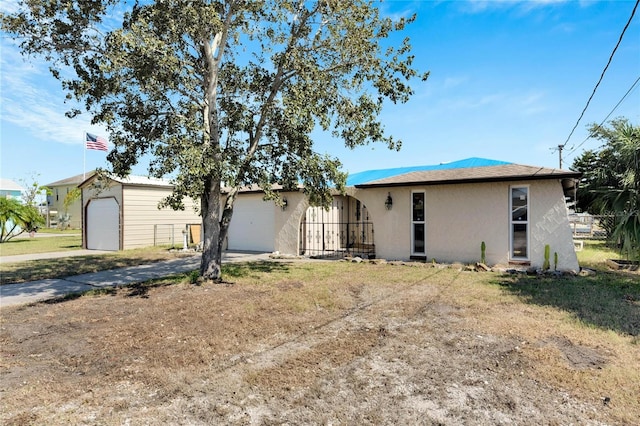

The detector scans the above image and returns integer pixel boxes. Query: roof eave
[353,172,582,189]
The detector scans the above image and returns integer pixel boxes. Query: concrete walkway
[0,249,112,264]
[0,251,272,308]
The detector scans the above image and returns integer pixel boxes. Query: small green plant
[543,244,551,270]
[554,251,558,271]
[188,270,200,285]
[57,213,71,230]
[85,288,117,297]
[480,241,486,264]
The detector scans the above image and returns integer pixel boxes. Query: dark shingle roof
[349,158,580,188]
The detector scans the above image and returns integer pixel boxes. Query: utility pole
[557,144,564,169]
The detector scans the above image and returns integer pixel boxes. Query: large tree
[2,1,426,280]
[571,118,639,259]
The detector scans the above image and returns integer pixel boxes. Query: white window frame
[509,185,530,260]
[411,190,426,256]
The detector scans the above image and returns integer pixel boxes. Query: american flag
[85,133,108,151]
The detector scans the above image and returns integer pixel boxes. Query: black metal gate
[299,196,375,259]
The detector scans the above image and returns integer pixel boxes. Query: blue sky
[1,0,639,189]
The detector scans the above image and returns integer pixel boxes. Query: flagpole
[83,131,86,180]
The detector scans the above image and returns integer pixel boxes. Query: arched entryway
[299,195,375,258]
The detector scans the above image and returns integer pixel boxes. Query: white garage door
[227,195,275,252]
[86,198,120,251]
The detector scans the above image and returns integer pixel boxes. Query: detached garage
[85,197,120,250]
[80,174,201,251]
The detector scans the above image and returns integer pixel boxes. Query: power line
[563,75,640,159]
[559,0,639,151]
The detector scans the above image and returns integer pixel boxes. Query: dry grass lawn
[1,260,638,425]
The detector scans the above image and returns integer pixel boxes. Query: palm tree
[586,118,639,260]
[0,197,45,243]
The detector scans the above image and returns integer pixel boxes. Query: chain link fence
[154,224,175,247]
[569,213,625,240]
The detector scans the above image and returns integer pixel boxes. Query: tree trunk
[199,178,238,282]
[200,176,223,281]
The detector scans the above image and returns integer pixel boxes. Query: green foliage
[554,251,558,271]
[543,244,550,270]
[480,241,486,264]
[188,270,200,285]
[63,188,81,211]
[57,213,72,230]
[0,198,45,242]
[571,118,639,260]
[18,173,51,207]
[2,1,427,279]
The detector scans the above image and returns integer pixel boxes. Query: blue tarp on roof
[346,157,512,186]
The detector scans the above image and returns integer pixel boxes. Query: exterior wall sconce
[282,197,288,211]
[385,192,393,210]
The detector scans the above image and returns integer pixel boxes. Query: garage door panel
[87,198,119,251]
[227,196,275,252]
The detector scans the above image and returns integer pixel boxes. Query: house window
[411,191,425,256]
[510,186,529,259]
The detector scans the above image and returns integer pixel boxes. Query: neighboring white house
[226,158,582,271]
[80,174,201,251]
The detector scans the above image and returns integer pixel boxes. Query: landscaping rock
[475,262,491,272]
[579,268,597,277]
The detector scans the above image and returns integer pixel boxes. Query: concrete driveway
[0,251,272,308]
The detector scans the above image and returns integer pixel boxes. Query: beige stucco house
[79,174,201,251]
[76,158,581,271]
[226,158,582,271]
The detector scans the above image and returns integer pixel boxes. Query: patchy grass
[494,272,640,337]
[1,261,638,425]
[0,235,82,256]
[0,247,191,285]
[576,240,624,270]
[37,228,81,234]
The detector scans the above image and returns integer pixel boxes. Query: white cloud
[1,0,120,147]
[439,89,549,116]
[443,76,470,90]
[462,0,569,14]
[379,0,421,21]
[0,0,21,14]
[1,40,106,146]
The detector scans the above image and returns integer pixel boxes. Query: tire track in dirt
[151,267,460,423]
[174,268,609,425]
[207,267,453,377]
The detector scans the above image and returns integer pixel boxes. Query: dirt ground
[1,261,637,425]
